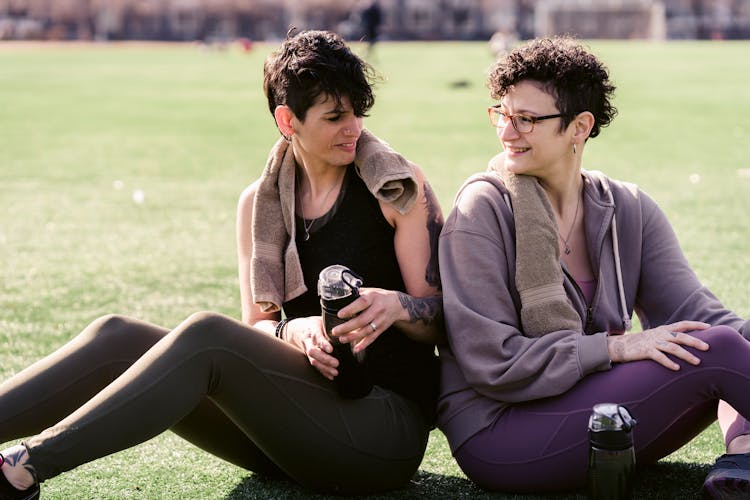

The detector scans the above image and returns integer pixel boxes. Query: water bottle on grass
[588,403,637,499]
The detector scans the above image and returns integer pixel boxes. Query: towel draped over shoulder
[487,153,582,336]
[251,129,419,313]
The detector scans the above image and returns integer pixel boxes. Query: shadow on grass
[224,461,711,499]
[632,460,710,499]
[224,470,495,500]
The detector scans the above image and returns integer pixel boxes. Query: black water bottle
[588,403,637,500]
[318,264,373,399]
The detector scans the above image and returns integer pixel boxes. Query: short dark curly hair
[263,30,378,123]
[488,36,617,138]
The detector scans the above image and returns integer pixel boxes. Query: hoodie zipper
[562,266,594,335]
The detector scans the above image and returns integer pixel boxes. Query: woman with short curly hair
[437,36,750,498]
[0,30,443,498]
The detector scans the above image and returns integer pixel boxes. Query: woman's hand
[284,317,339,380]
[330,287,402,353]
[607,320,711,370]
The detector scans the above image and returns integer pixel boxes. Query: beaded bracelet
[275,318,292,339]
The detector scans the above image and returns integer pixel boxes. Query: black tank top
[283,167,438,421]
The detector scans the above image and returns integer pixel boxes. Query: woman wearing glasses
[437,36,750,497]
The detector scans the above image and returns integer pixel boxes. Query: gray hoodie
[437,170,750,452]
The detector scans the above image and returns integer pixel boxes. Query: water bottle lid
[589,403,637,432]
[588,403,637,450]
[317,265,363,300]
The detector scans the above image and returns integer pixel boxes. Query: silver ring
[670,331,678,337]
[369,322,377,333]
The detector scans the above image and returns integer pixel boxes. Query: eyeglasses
[488,106,565,134]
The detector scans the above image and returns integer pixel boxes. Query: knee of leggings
[701,325,744,347]
[172,311,237,345]
[81,314,140,344]
[78,314,162,354]
[697,325,748,361]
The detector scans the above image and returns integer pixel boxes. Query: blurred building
[1,0,749,41]
[0,0,293,41]
[535,0,667,39]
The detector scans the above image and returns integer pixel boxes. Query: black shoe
[0,453,39,500]
[703,452,750,500]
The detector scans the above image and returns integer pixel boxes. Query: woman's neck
[295,164,347,220]
[539,170,584,217]
[292,148,347,197]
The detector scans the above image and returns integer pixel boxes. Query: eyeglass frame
[487,105,568,134]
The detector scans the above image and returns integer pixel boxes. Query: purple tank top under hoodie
[576,278,596,306]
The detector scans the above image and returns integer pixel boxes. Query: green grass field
[1,39,750,498]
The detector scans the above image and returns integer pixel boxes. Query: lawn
[1,39,750,498]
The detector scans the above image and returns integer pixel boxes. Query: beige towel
[251,129,418,313]
[488,154,582,336]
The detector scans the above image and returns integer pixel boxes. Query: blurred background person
[360,0,383,56]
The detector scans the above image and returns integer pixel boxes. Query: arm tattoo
[613,340,625,362]
[398,292,443,327]
[3,447,28,466]
[613,339,625,361]
[4,446,37,481]
[422,182,444,290]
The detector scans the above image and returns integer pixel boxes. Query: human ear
[572,111,595,143]
[273,105,294,139]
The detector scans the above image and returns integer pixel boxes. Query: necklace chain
[559,189,582,255]
[297,169,344,241]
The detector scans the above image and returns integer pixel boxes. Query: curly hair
[263,30,378,122]
[488,36,617,138]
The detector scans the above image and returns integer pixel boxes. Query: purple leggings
[454,326,750,492]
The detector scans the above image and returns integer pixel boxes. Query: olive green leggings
[0,313,428,494]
